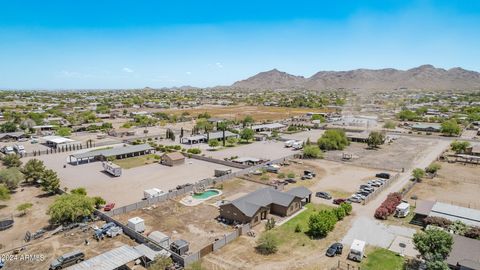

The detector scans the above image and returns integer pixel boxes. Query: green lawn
[360,248,405,270]
[269,203,333,248]
[113,154,157,169]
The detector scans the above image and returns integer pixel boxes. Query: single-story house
[68,144,154,165]
[161,152,185,166]
[251,123,286,132]
[42,135,76,148]
[413,200,480,227]
[206,131,239,141]
[410,123,442,132]
[219,187,312,226]
[0,131,26,142]
[447,234,480,270]
[32,125,55,135]
[180,134,206,144]
[108,128,136,137]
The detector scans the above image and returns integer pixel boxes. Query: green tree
[242,115,254,127]
[303,145,323,159]
[0,167,24,190]
[311,114,326,122]
[265,217,276,231]
[17,202,33,216]
[256,231,279,255]
[41,169,60,194]
[92,196,106,209]
[47,193,95,224]
[440,120,461,136]
[0,122,17,132]
[317,129,349,151]
[22,159,46,183]
[208,139,220,149]
[240,128,254,142]
[56,127,72,137]
[412,168,425,181]
[148,255,173,270]
[450,140,470,153]
[226,136,237,146]
[308,210,337,238]
[0,184,10,201]
[334,207,346,220]
[2,154,22,168]
[398,110,419,121]
[71,187,87,196]
[367,131,385,149]
[195,118,213,132]
[413,229,453,270]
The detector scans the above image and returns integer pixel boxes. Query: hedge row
[374,192,402,220]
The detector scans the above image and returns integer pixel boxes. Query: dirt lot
[114,178,267,252]
[405,161,480,209]
[116,201,232,252]
[25,153,239,207]
[1,221,136,270]
[202,204,355,270]
[324,137,438,171]
[0,185,56,253]
[163,105,328,122]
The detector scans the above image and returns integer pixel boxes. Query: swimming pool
[192,189,220,199]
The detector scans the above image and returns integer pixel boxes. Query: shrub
[374,192,402,219]
[294,224,302,233]
[423,216,452,228]
[374,206,389,220]
[464,226,480,240]
[426,163,441,174]
[340,202,352,215]
[303,145,323,159]
[187,148,202,155]
[317,129,349,151]
[308,210,337,238]
[334,207,346,220]
[256,232,278,255]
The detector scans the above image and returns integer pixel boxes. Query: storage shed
[161,152,185,166]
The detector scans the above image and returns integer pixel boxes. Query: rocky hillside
[231,65,480,90]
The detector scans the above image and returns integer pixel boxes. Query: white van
[284,140,296,148]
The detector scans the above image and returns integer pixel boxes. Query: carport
[67,245,142,270]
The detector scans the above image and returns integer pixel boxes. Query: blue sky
[0,0,479,89]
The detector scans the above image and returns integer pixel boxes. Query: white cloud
[186,71,192,75]
[215,62,223,68]
[122,67,134,73]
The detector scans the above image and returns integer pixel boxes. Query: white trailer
[348,239,366,262]
[143,188,164,199]
[127,217,145,233]
[292,141,304,150]
[284,140,296,148]
[13,144,26,155]
[395,202,410,218]
[102,162,122,177]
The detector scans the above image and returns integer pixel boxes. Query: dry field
[0,185,56,253]
[324,137,438,171]
[1,221,136,270]
[405,161,480,209]
[163,105,329,122]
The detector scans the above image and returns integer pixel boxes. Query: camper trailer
[102,162,122,177]
[394,202,410,218]
[348,239,366,262]
[292,141,304,150]
[13,144,26,155]
[143,188,164,200]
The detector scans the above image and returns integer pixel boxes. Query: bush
[256,232,278,255]
[287,172,295,178]
[340,202,352,215]
[374,193,402,219]
[308,210,337,238]
[423,216,452,228]
[317,129,349,151]
[294,224,302,233]
[465,226,480,240]
[187,148,202,154]
[334,207,346,220]
[426,163,441,174]
[303,145,323,159]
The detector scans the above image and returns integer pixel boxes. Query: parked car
[304,170,316,177]
[104,203,115,211]
[370,181,381,187]
[362,186,374,193]
[301,174,313,180]
[49,250,85,270]
[359,184,371,189]
[285,178,297,183]
[348,196,362,203]
[1,146,15,155]
[357,190,370,197]
[333,198,347,205]
[316,192,332,200]
[375,173,391,179]
[354,193,366,200]
[326,242,343,257]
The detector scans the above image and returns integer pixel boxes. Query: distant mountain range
[231,65,480,91]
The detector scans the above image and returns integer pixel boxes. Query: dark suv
[316,191,332,199]
[50,250,85,270]
[375,173,391,179]
[326,243,343,257]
